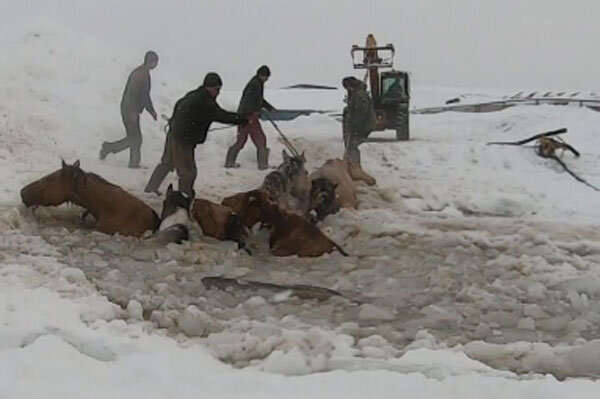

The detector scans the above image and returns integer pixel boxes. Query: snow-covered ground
[2,16,600,399]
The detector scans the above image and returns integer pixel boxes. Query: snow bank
[2,10,600,398]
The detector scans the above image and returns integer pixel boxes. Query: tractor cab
[381,71,410,103]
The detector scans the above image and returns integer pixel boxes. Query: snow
[2,4,600,398]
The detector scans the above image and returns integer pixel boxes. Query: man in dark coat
[144,72,247,196]
[100,51,158,168]
[224,65,275,170]
[342,76,375,167]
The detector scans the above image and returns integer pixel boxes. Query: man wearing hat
[100,51,159,168]
[341,76,377,186]
[342,76,375,168]
[224,65,276,170]
[145,72,247,196]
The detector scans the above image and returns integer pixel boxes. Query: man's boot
[344,149,376,186]
[345,160,377,187]
[224,146,241,168]
[144,164,170,195]
[99,141,109,160]
[257,147,270,170]
[178,175,195,198]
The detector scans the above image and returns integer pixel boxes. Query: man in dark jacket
[100,51,158,168]
[224,65,275,170]
[144,72,247,196]
[342,76,375,167]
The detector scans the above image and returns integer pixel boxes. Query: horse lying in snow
[154,185,251,253]
[261,149,311,216]
[21,160,160,237]
[191,197,251,254]
[308,158,358,221]
[149,184,192,244]
[222,189,348,257]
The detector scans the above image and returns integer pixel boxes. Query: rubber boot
[257,147,270,170]
[224,146,241,168]
[99,141,109,160]
[144,163,170,195]
[345,160,376,186]
[178,175,195,198]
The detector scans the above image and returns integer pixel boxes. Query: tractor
[344,34,410,141]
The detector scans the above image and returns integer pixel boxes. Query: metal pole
[263,113,301,158]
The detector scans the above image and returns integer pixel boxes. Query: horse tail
[332,240,349,256]
[151,211,161,232]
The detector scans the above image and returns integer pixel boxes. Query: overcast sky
[3,0,600,90]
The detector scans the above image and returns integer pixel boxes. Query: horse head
[280,149,309,196]
[310,177,339,221]
[160,183,193,222]
[222,189,272,228]
[21,159,82,207]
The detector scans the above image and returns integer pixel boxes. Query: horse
[191,197,251,255]
[308,158,358,221]
[152,183,192,244]
[20,159,160,237]
[260,149,310,216]
[240,190,348,257]
[308,177,339,222]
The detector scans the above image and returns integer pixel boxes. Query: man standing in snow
[342,76,375,168]
[144,72,247,196]
[100,51,159,168]
[224,65,276,170]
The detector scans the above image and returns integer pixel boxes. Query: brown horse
[21,160,160,237]
[223,189,348,257]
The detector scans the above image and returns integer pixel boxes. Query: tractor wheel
[396,105,409,141]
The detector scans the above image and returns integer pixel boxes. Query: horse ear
[73,160,80,168]
[301,151,306,162]
[167,183,173,194]
[61,158,66,168]
[282,149,290,162]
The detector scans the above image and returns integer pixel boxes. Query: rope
[551,156,600,192]
[486,128,567,146]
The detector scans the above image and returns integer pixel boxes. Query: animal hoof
[225,163,240,169]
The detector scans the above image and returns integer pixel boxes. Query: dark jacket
[121,65,155,115]
[348,82,376,135]
[170,86,242,145]
[237,75,274,115]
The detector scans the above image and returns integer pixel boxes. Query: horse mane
[85,172,120,188]
[69,166,121,192]
[277,155,305,178]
